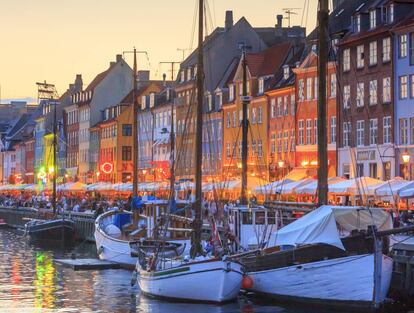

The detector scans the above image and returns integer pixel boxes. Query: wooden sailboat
[133,0,243,303]
[25,83,75,244]
[239,1,398,309]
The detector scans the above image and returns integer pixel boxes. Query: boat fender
[131,270,138,286]
[97,246,104,255]
[225,261,231,272]
[296,265,303,270]
[242,275,254,290]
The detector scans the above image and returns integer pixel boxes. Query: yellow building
[43,133,55,182]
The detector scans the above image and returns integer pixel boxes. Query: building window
[226,112,230,128]
[343,122,351,147]
[400,76,408,99]
[122,124,132,136]
[276,132,281,153]
[306,119,312,145]
[298,79,305,101]
[277,98,282,116]
[400,34,408,58]
[283,96,288,115]
[283,66,290,80]
[271,99,276,118]
[257,140,263,158]
[226,143,230,159]
[383,37,391,62]
[369,163,378,179]
[357,82,365,107]
[411,75,414,98]
[271,133,276,154]
[232,111,237,128]
[343,85,351,108]
[400,118,409,145]
[258,78,264,94]
[258,106,263,124]
[355,14,361,33]
[357,45,364,69]
[290,129,295,152]
[330,116,336,144]
[251,140,256,157]
[369,41,377,66]
[283,131,289,152]
[314,78,318,100]
[356,163,364,177]
[383,77,391,103]
[229,84,234,101]
[343,164,350,179]
[383,162,391,181]
[290,94,295,115]
[410,33,414,65]
[383,116,391,144]
[369,80,378,105]
[357,120,365,147]
[369,10,376,29]
[314,118,318,145]
[251,108,257,125]
[411,118,414,144]
[298,120,304,145]
[389,4,394,23]
[369,118,378,145]
[330,74,337,98]
[122,146,132,161]
[306,78,313,100]
[343,49,350,72]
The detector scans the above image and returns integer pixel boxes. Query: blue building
[393,16,414,179]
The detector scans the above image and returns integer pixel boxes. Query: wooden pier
[55,258,120,270]
[0,206,96,242]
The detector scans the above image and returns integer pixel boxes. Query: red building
[64,103,79,181]
[293,50,337,177]
[24,138,35,183]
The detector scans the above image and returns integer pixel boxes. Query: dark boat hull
[25,219,75,243]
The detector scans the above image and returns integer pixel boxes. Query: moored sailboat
[133,0,243,302]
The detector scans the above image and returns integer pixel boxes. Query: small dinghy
[25,218,75,243]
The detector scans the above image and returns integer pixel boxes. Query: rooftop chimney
[225,11,233,31]
[162,73,167,86]
[277,15,283,28]
[75,74,83,92]
[116,54,123,63]
[137,70,150,82]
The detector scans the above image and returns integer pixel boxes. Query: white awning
[274,205,393,250]
[328,177,383,195]
[374,177,414,197]
[295,177,346,195]
[275,178,316,195]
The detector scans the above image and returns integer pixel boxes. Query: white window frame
[370,10,376,29]
[369,118,378,145]
[369,80,378,105]
[383,116,391,144]
[343,49,350,72]
[383,37,391,62]
[343,85,351,108]
[357,45,365,69]
[357,120,365,147]
[357,82,365,107]
[369,41,377,66]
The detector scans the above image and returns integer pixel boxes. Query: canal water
[0,228,410,313]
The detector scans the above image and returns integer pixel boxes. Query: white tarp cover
[254,179,294,195]
[399,187,414,198]
[375,178,414,197]
[295,177,346,195]
[276,178,315,195]
[274,205,393,250]
[328,177,383,195]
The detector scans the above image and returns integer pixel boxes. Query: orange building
[222,43,295,182]
[293,50,337,177]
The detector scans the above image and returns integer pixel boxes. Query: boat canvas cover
[274,205,392,250]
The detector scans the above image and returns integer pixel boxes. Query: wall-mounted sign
[101,162,113,174]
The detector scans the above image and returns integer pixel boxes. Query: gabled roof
[85,66,113,92]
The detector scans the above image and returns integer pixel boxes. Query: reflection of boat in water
[94,206,191,268]
[25,219,75,244]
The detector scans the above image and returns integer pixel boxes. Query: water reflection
[0,228,409,313]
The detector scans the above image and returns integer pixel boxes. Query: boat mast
[241,49,249,205]
[52,98,57,215]
[170,96,175,199]
[190,0,204,258]
[132,48,139,197]
[317,0,329,205]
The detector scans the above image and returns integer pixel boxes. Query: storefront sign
[357,150,375,161]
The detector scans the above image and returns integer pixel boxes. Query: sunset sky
[0,0,317,102]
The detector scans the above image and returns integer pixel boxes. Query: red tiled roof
[246,42,292,77]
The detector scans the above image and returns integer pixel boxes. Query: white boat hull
[138,259,243,303]
[94,227,137,267]
[247,253,393,308]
